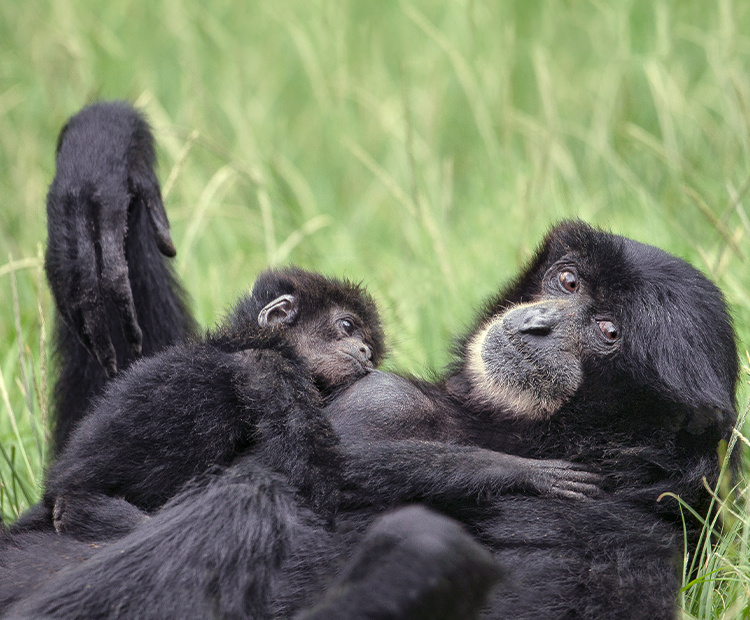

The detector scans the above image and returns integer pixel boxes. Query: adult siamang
[1,102,739,619]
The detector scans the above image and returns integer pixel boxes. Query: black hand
[517,458,603,500]
[45,102,175,376]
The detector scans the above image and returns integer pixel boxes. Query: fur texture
[0,103,737,619]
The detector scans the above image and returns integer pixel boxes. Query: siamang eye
[559,271,579,293]
[337,318,355,336]
[597,320,619,342]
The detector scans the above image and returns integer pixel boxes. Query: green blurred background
[0,1,749,611]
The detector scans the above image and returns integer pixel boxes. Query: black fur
[35,105,594,546]
[2,460,500,619]
[4,221,735,619]
[1,103,738,619]
[326,222,737,618]
[45,102,195,454]
[42,266,385,534]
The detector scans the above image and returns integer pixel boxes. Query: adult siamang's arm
[328,371,601,506]
[45,102,196,453]
[339,439,600,507]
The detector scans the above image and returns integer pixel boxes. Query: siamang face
[462,221,737,429]
[247,266,385,395]
[258,293,377,394]
[294,306,376,394]
[464,257,621,419]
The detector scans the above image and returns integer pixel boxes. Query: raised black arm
[45,102,196,453]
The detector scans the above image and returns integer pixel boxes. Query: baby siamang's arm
[45,343,341,536]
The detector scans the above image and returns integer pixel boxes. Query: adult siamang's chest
[467,495,680,620]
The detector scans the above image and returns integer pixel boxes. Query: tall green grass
[1,0,749,616]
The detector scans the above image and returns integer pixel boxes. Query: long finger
[560,470,603,484]
[63,203,119,376]
[543,459,599,472]
[554,481,603,498]
[131,166,176,258]
[98,193,143,358]
[145,193,176,258]
[539,461,602,483]
[550,489,591,501]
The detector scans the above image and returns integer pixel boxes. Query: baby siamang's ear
[258,294,298,327]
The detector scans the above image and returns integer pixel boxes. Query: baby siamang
[43,266,386,539]
[2,103,739,619]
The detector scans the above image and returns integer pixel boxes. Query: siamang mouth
[341,352,373,372]
[482,324,533,379]
[482,322,582,402]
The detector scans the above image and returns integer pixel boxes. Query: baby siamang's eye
[559,271,578,293]
[338,318,355,335]
[597,320,619,342]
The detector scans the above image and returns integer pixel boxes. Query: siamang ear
[258,295,298,327]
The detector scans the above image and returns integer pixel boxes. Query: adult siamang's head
[458,221,738,441]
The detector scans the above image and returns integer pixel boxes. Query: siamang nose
[504,304,561,336]
[360,344,373,361]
